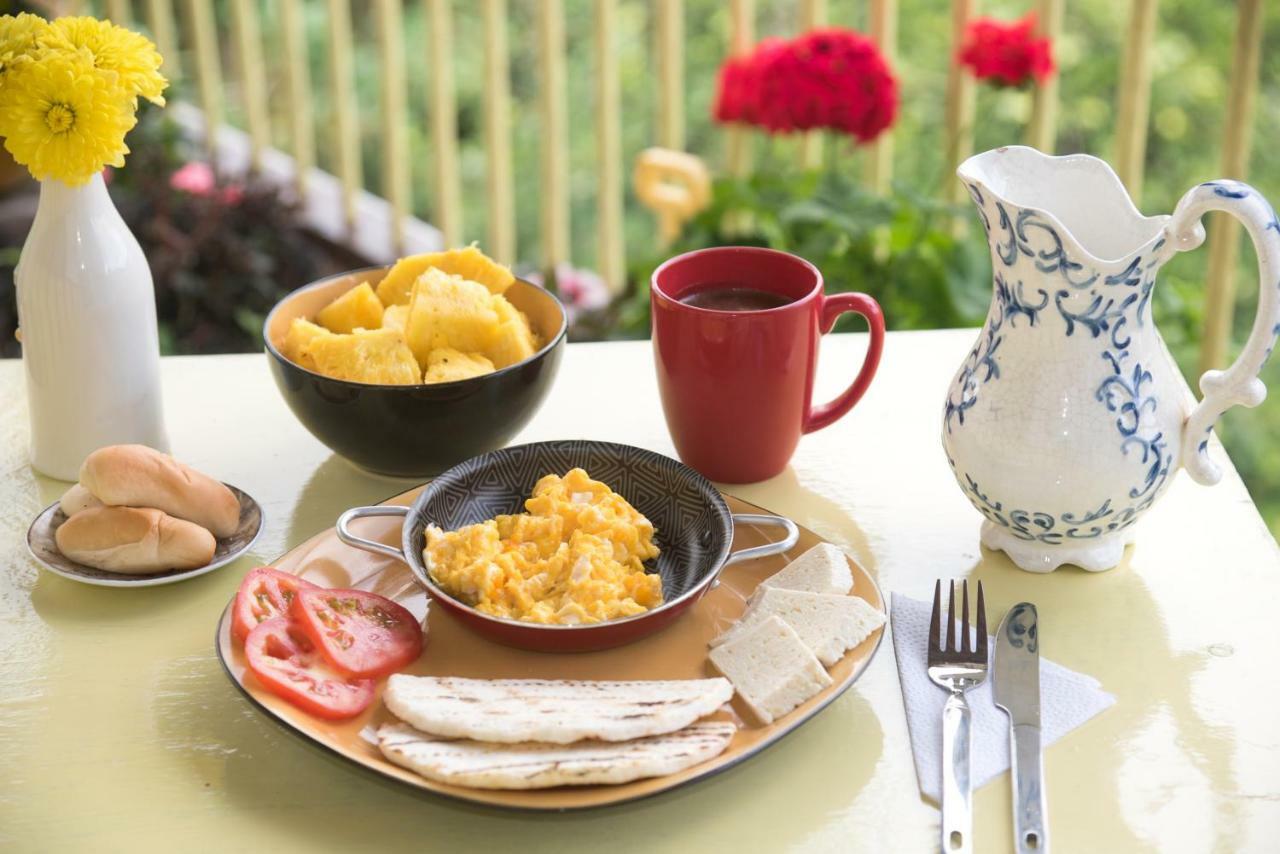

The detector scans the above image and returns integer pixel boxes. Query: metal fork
[927,579,988,854]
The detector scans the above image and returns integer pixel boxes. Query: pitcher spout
[959,146,1169,267]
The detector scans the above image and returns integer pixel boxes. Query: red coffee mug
[651,246,885,483]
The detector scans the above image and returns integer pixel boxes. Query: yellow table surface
[2,332,1278,853]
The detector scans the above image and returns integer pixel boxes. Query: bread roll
[55,507,217,574]
[79,445,240,538]
[59,483,103,516]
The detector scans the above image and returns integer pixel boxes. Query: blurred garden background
[2,0,1279,533]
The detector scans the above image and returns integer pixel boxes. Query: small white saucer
[25,484,263,587]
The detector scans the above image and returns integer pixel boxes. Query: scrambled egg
[423,468,662,625]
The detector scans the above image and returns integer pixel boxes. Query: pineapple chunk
[316,282,385,333]
[282,318,333,371]
[405,268,500,368]
[375,245,516,306]
[423,348,496,383]
[306,328,422,385]
[381,303,409,333]
[486,295,540,368]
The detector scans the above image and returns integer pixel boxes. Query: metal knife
[993,603,1048,854]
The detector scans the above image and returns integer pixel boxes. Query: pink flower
[553,264,610,311]
[169,161,247,205]
[169,161,216,196]
[527,263,610,324]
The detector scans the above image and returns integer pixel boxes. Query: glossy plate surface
[26,484,263,588]
[214,485,885,810]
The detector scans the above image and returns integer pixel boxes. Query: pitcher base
[980,520,1135,573]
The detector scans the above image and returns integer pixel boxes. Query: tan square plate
[214,486,886,811]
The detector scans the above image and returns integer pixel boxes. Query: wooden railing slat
[1113,0,1158,199]
[184,0,223,156]
[145,0,181,81]
[655,0,685,151]
[106,0,130,24]
[798,0,827,170]
[230,0,270,170]
[538,0,570,270]
[1200,0,1264,377]
[1026,0,1064,152]
[280,0,315,198]
[482,0,516,263]
[724,0,755,178]
[942,0,977,208]
[595,0,625,293]
[377,0,409,251]
[865,0,897,192]
[426,0,463,248]
[326,0,362,228]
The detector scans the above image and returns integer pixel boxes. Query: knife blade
[993,603,1048,854]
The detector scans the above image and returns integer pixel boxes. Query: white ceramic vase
[942,146,1280,572]
[15,173,168,481]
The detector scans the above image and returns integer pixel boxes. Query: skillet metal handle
[724,513,799,566]
[336,505,410,562]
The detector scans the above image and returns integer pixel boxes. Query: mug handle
[803,292,886,433]
[336,505,410,562]
[1167,181,1280,485]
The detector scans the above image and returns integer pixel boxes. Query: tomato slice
[231,567,319,642]
[243,617,375,720]
[290,587,424,679]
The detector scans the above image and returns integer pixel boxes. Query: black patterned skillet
[336,440,798,652]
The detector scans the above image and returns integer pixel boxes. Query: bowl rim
[399,440,737,634]
[262,265,568,391]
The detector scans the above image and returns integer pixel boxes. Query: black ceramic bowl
[264,266,567,477]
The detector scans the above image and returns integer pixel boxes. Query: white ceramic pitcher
[942,146,1280,572]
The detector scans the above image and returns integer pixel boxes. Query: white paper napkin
[891,592,1115,804]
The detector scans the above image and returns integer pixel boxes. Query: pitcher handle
[1167,181,1280,486]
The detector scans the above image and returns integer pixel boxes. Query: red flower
[958,14,1055,87]
[714,54,755,124]
[712,29,898,143]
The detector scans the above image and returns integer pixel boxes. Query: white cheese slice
[759,542,854,596]
[710,586,885,667]
[708,615,832,725]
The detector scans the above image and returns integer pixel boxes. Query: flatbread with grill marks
[382,675,734,744]
[376,721,736,789]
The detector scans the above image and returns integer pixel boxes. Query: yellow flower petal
[44,16,167,106]
[0,12,50,74]
[0,51,136,184]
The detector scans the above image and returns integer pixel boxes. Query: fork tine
[947,580,956,653]
[960,579,971,654]
[975,580,988,659]
[928,580,942,652]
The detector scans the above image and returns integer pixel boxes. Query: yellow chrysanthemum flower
[44,16,167,106]
[0,52,136,185]
[0,12,50,75]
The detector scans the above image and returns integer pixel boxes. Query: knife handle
[1010,723,1048,854]
[941,692,972,854]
